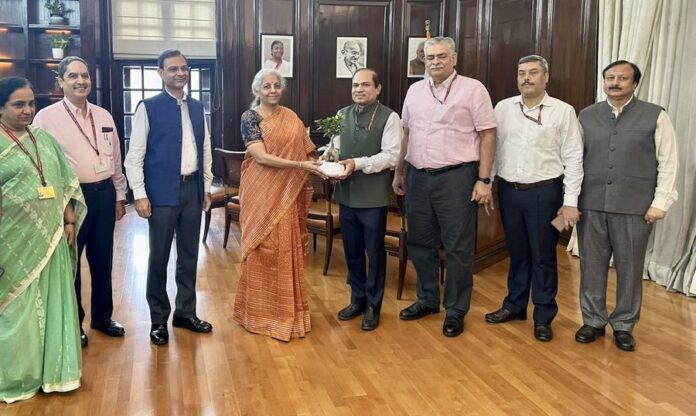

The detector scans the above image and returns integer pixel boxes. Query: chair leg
[223,212,231,249]
[202,210,212,243]
[313,233,317,251]
[397,245,407,300]
[323,235,333,276]
[439,259,445,285]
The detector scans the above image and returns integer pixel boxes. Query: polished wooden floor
[2,207,695,416]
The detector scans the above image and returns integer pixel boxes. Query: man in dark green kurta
[332,69,401,330]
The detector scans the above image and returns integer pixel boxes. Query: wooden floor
[2,206,695,416]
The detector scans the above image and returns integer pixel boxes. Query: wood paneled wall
[215,0,598,268]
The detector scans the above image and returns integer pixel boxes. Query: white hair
[423,37,456,54]
[250,69,286,108]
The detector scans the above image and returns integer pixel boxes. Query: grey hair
[57,56,89,78]
[423,37,456,54]
[518,55,549,73]
[249,69,286,108]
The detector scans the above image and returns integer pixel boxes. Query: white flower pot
[49,15,65,25]
[52,48,65,59]
[319,162,345,177]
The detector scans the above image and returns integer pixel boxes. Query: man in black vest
[575,60,678,351]
[333,68,401,330]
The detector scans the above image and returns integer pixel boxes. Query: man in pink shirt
[34,56,127,348]
[393,37,497,337]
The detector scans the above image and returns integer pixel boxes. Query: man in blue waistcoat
[575,60,678,352]
[124,50,214,346]
[331,68,401,330]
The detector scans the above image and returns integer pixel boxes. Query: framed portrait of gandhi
[260,34,294,78]
[407,37,427,78]
[336,37,367,78]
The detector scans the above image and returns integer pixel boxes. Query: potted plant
[45,0,67,25]
[49,33,70,59]
[315,113,345,176]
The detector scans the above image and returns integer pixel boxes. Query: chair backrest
[308,174,334,213]
[215,148,245,190]
[387,190,406,232]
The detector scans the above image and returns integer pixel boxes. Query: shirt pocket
[100,129,115,157]
[530,123,558,150]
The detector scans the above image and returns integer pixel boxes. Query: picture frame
[336,37,367,78]
[260,34,294,78]
[406,37,427,78]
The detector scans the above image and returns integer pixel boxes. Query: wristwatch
[477,177,492,185]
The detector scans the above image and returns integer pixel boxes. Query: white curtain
[567,0,696,296]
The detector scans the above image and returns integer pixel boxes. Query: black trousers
[146,174,202,324]
[497,179,562,325]
[76,180,116,326]
[339,205,388,313]
[404,162,478,317]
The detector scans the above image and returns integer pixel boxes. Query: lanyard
[355,101,380,131]
[429,75,456,105]
[519,102,543,125]
[0,122,47,186]
[63,101,99,156]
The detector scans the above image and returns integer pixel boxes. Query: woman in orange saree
[233,69,325,341]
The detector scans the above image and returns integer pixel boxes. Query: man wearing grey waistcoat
[575,60,678,352]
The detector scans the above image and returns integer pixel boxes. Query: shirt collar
[513,92,551,110]
[62,97,92,118]
[607,95,634,114]
[165,87,188,105]
[428,70,457,89]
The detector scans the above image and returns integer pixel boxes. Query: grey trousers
[577,209,652,332]
[404,162,478,317]
[146,175,203,324]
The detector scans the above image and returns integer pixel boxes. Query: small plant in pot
[45,0,67,25]
[49,33,70,59]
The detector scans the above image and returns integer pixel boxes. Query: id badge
[38,185,56,200]
[94,160,110,174]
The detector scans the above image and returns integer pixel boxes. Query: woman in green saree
[0,77,87,403]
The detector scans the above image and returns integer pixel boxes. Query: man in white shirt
[485,55,583,342]
[330,68,401,331]
[124,50,213,346]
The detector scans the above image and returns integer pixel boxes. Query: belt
[497,176,562,190]
[80,179,112,191]
[415,162,474,175]
[180,171,199,182]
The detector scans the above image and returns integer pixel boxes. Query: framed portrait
[260,34,294,78]
[406,37,427,78]
[336,37,367,78]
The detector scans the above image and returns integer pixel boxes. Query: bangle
[298,161,304,169]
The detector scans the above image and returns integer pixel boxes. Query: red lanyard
[356,101,380,131]
[63,101,99,156]
[0,121,47,186]
[429,75,456,105]
[519,102,543,125]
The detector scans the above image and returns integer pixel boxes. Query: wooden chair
[385,192,409,299]
[306,174,341,275]
[202,182,227,243]
[215,148,244,248]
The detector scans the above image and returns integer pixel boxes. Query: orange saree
[233,106,315,341]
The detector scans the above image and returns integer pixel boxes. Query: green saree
[0,126,86,403]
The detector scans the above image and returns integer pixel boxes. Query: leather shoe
[91,319,125,337]
[80,329,88,348]
[534,324,553,342]
[337,303,364,321]
[361,306,379,331]
[150,324,169,346]
[484,307,527,323]
[442,315,464,337]
[172,316,213,333]
[613,331,636,352]
[399,302,439,321]
[574,324,605,343]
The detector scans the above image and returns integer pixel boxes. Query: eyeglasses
[165,65,190,74]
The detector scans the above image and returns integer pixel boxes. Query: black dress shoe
[337,303,364,321]
[399,302,439,321]
[484,307,527,324]
[80,329,88,348]
[613,331,636,352]
[150,324,169,346]
[534,324,553,342]
[172,316,213,333]
[575,324,605,343]
[361,306,379,331]
[442,315,464,337]
[91,319,126,337]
